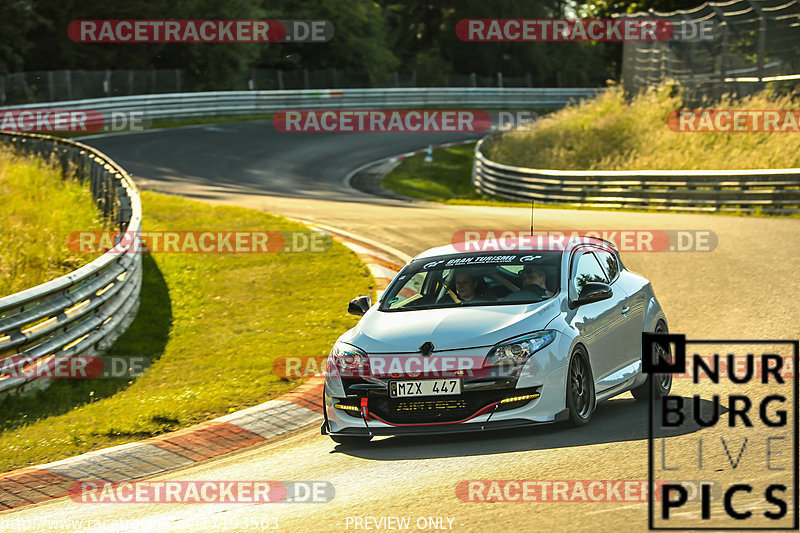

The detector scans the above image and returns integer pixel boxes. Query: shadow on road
[335,396,720,461]
[81,124,471,207]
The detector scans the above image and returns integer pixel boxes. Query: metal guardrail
[0,87,606,119]
[0,132,142,395]
[473,135,800,214]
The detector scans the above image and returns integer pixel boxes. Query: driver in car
[454,271,480,301]
[438,271,490,304]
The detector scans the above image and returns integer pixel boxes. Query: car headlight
[486,330,557,367]
[327,341,370,377]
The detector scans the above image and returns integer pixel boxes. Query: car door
[594,249,645,371]
[567,249,629,390]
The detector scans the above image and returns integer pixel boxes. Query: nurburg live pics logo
[644,333,799,529]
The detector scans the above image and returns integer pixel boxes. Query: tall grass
[0,148,106,296]
[487,85,800,170]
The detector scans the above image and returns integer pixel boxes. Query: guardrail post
[65,70,72,100]
[117,187,132,233]
[47,71,54,102]
[747,0,768,79]
[706,4,730,96]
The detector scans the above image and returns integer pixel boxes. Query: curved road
[6,121,800,532]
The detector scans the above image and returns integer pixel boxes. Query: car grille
[369,389,510,424]
[340,376,540,425]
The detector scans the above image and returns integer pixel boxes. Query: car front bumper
[323,363,568,437]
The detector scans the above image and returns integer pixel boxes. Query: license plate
[389,379,462,398]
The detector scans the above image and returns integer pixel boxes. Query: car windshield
[379,251,562,311]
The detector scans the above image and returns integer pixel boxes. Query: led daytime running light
[500,393,540,404]
[334,403,360,411]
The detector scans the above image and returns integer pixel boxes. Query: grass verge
[382,143,497,204]
[487,85,800,170]
[0,190,374,472]
[381,143,551,208]
[0,147,106,296]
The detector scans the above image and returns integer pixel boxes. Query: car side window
[572,252,609,296]
[594,250,619,282]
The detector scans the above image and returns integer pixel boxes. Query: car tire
[566,346,595,427]
[330,435,373,446]
[631,321,672,401]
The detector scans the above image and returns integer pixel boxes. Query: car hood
[339,299,560,353]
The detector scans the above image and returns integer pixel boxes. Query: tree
[257,0,399,87]
[0,0,40,75]
[378,0,607,86]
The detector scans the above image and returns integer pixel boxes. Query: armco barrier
[0,132,142,395]
[0,87,605,119]
[473,135,800,215]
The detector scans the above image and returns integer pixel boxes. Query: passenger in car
[502,264,554,302]
[520,264,554,297]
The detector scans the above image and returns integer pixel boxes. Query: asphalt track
[6,121,800,532]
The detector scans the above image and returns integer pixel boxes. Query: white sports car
[322,236,671,445]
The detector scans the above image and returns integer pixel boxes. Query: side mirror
[573,282,613,308]
[348,296,372,316]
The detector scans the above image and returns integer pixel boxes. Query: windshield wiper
[382,303,447,312]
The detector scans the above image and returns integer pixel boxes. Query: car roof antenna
[529,200,534,236]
